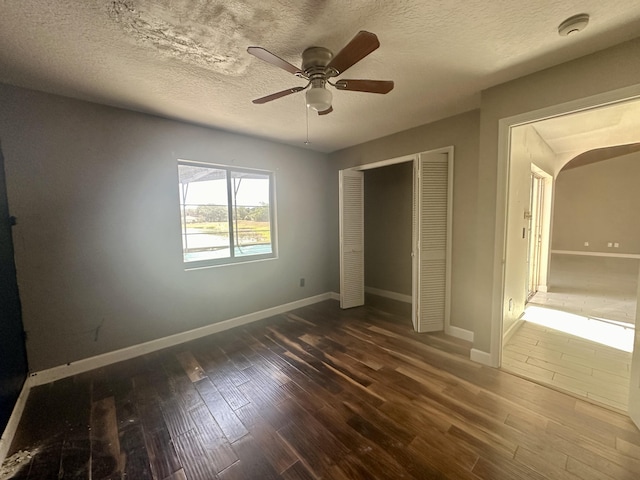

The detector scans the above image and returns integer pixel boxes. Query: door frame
[526,171,544,300]
[339,146,454,335]
[489,83,640,369]
[526,165,552,300]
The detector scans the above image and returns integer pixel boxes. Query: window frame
[177,159,277,269]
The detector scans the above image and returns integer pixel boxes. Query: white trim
[531,165,553,304]
[490,83,640,368]
[351,153,417,172]
[470,348,496,367]
[365,286,412,304]
[28,292,336,387]
[363,288,473,342]
[489,116,512,369]
[502,316,525,345]
[184,254,278,271]
[537,285,548,293]
[444,146,454,337]
[551,249,640,259]
[445,325,475,343]
[0,378,32,465]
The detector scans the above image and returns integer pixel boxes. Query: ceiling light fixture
[306,84,332,112]
[248,31,393,116]
[558,13,590,36]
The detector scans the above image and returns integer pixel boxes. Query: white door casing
[339,169,365,309]
[629,268,640,429]
[411,160,419,331]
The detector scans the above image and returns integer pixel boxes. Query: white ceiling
[531,97,640,166]
[2,1,640,153]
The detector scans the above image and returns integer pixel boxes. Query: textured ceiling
[2,1,640,152]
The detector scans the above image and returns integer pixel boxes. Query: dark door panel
[0,141,28,434]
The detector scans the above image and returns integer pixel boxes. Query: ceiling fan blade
[247,46,302,75]
[327,31,380,75]
[252,86,305,104]
[317,106,333,115]
[334,79,394,94]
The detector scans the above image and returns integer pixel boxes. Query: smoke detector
[558,14,590,36]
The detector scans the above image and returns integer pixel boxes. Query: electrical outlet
[584,241,589,247]
[607,242,613,247]
[299,278,305,287]
[614,242,619,248]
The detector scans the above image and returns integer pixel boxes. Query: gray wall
[0,84,332,371]
[329,110,481,334]
[364,162,413,296]
[553,152,640,254]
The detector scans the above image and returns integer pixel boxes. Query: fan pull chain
[304,104,311,145]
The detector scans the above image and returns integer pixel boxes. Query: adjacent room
[2,1,640,479]
[501,100,640,412]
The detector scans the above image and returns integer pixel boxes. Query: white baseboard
[0,378,32,465]
[470,348,495,367]
[365,286,412,304]
[28,292,338,387]
[445,325,474,342]
[364,287,472,342]
[551,249,640,259]
[502,316,525,345]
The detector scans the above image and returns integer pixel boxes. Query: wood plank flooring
[503,321,631,411]
[3,300,640,479]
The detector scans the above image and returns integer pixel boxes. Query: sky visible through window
[178,163,274,265]
[182,178,269,208]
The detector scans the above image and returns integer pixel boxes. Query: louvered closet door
[415,151,452,332]
[339,169,364,309]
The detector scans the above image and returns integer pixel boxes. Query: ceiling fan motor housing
[302,47,333,69]
[302,47,335,82]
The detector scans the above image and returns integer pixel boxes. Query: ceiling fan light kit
[247,31,394,115]
[306,86,332,112]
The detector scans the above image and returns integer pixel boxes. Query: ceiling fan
[247,31,394,115]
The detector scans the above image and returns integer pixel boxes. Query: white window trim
[177,159,277,269]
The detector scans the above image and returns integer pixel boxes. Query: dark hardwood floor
[3,299,640,479]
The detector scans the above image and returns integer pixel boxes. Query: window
[177,161,275,268]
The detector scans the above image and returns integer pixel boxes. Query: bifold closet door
[339,169,364,309]
[413,151,452,332]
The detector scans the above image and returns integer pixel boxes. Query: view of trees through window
[178,162,274,266]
